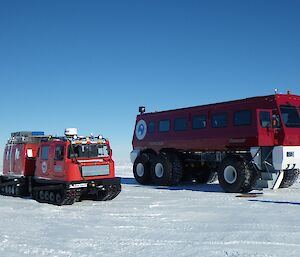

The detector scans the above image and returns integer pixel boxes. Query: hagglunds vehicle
[1,128,121,205]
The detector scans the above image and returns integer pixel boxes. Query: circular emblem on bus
[42,161,47,174]
[135,119,147,140]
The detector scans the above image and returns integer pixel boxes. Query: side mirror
[272,115,280,128]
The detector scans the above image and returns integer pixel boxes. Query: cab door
[36,143,53,178]
[256,109,275,146]
[53,143,65,178]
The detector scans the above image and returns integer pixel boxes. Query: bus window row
[147,109,272,134]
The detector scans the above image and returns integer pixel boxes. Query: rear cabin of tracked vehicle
[131,93,300,192]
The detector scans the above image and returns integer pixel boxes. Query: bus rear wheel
[151,153,183,186]
[218,156,255,193]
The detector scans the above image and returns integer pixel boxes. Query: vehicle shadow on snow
[121,178,224,193]
[248,199,300,206]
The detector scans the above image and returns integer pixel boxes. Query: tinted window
[234,110,251,126]
[192,115,207,129]
[148,121,155,133]
[280,105,300,128]
[212,113,228,128]
[41,146,49,160]
[260,111,271,128]
[68,144,110,158]
[54,145,64,161]
[174,118,187,131]
[159,120,170,132]
[6,147,11,160]
[15,148,20,160]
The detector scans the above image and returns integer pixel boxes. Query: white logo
[42,161,47,174]
[135,119,147,140]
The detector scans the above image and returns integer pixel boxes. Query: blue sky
[0,0,300,162]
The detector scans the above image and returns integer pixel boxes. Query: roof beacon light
[139,106,146,114]
[64,128,78,138]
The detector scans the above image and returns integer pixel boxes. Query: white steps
[254,171,284,190]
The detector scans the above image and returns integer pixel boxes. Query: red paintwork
[34,140,115,182]
[3,144,39,177]
[132,94,300,153]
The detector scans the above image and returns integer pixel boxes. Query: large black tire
[150,153,183,186]
[280,169,299,188]
[218,156,256,193]
[133,153,154,185]
[169,153,183,184]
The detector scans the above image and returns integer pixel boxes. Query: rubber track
[96,185,121,201]
[0,184,27,197]
[33,188,82,206]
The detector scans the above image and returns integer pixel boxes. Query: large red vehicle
[131,93,300,193]
[1,128,121,205]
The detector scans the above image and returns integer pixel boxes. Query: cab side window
[41,146,49,160]
[55,145,64,161]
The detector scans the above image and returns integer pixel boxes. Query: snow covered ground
[1,164,300,257]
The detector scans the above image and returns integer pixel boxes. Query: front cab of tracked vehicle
[30,128,121,204]
[34,132,120,195]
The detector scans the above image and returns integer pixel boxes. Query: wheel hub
[136,163,145,177]
[224,165,237,184]
[155,163,164,178]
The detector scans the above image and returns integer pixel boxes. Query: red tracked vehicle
[0,128,121,205]
[131,92,300,193]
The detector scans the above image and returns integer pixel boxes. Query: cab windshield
[68,144,110,158]
[280,105,300,128]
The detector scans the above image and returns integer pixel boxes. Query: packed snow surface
[1,164,300,257]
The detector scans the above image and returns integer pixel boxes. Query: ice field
[1,163,300,257]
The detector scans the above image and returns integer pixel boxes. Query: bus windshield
[68,144,110,158]
[280,105,300,128]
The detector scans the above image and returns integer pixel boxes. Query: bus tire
[151,153,182,186]
[168,153,183,185]
[218,156,255,193]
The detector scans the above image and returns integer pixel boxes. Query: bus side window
[260,111,271,128]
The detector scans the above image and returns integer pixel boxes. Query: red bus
[131,93,300,193]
